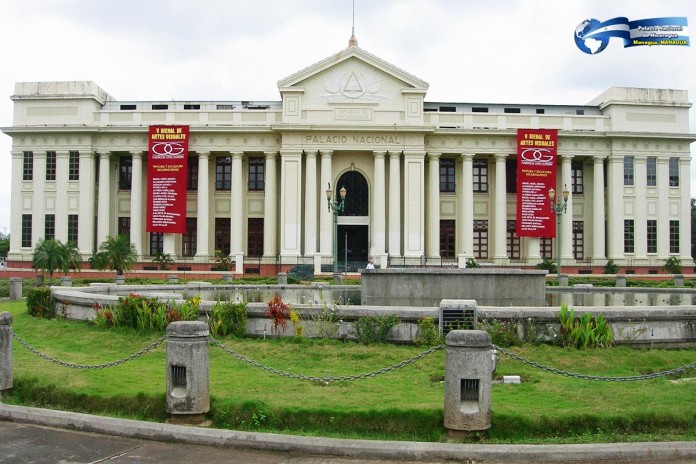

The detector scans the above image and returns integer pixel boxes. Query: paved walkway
[1,404,696,463]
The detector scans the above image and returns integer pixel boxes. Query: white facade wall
[2,47,694,272]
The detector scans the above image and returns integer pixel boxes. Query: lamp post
[326,183,347,280]
[549,185,570,280]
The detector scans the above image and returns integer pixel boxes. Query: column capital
[460,153,475,161]
[427,152,442,160]
[231,152,244,160]
[196,151,211,158]
[494,153,507,161]
[389,151,402,159]
[373,150,387,158]
[561,154,574,162]
[593,155,607,163]
[304,150,317,158]
[319,149,334,158]
[403,150,425,158]
[281,150,303,157]
[264,151,277,160]
[132,152,143,160]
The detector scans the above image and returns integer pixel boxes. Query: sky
[0,0,694,236]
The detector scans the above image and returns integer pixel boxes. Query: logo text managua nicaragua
[575,17,689,54]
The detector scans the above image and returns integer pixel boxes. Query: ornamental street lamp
[326,183,347,279]
[549,185,570,280]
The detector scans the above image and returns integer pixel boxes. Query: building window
[216,157,231,191]
[540,237,553,259]
[23,151,33,181]
[150,232,164,255]
[248,218,264,257]
[44,214,55,240]
[182,217,197,257]
[119,156,132,190]
[248,157,265,192]
[187,155,198,191]
[571,160,584,194]
[505,159,517,194]
[46,151,56,181]
[215,218,231,255]
[506,220,520,259]
[624,219,634,254]
[21,214,32,247]
[670,220,680,254]
[473,220,488,259]
[473,159,488,193]
[118,217,130,240]
[68,214,78,244]
[440,220,456,258]
[646,157,657,187]
[647,219,657,254]
[572,221,584,260]
[624,156,634,186]
[69,151,79,181]
[669,158,679,187]
[439,159,455,193]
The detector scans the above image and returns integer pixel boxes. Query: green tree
[89,235,137,276]
[691,198,695,260]
[151,251,174,270]
[0,233,9,258]
[32,238,82,279]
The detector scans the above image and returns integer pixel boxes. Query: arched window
[336,171,368,216]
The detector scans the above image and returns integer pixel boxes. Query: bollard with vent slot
[0,312,12,397]
[444,330,494,435]
[439,299,477,335]
[166,321,210,425]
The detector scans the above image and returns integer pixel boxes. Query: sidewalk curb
[1,404,695,463]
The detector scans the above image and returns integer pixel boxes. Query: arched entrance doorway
[336,171,369,270]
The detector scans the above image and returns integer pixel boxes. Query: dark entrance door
[337,225,369,271]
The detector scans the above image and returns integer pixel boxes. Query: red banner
[146,125,189,234]
[515,129,558,237]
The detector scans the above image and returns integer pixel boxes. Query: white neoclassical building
[3,42,694,275]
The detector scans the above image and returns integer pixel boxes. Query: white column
[319,150,333,257]
[280,150,303,257]
[426,152,441,259]
[97,152,112,245]
[304,150,317,256]
[403,151,425,258]
[679,157,692,264]
[606,156,624,260]
[8,152,24,258]
[657,158,670,257]
[633,156,647,260]
[592,156,606,262]
[54,151,69,243]
[263,151,277,258]
[527,238,541,264]
[388,151,402,257]
[561,155,574,261]
[493,154,508,263]
[231,152,244,273]
[32,152,46,246]
[130,152,144,258]
[195,152,210,261]
[77,152,95,257]
[371,151,386,263]
[458,153,474,267]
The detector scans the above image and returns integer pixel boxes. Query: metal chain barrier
[4,325,165,370]
[495,344,696,382]
[209,335,443,384]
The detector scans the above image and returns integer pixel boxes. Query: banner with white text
[515,129,558,237]
[146,125,189,234]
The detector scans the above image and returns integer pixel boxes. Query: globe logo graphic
[575,18,610,54]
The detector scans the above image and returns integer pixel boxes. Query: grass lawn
[1,299,695,444]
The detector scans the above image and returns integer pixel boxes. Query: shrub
[26,287,55,319]
[111,294,198,332]
[478,318,522,347]
[465,258,480,269]
[290,309,303,337]
[603,259,619,274]
[414,317,442,346]
[311,301,341,339]
[664,257,682,274]
[353,314,400,344]
[557,304,613,349]
[536,258,557,274]
[265,296,290,336]
[209,301,248,337]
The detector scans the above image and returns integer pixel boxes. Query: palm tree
[89,235,137,276]
[33,238,68,280]
[151,251,174,270]
[64,241,83,273]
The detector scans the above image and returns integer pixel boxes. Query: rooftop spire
[348,0,358,47]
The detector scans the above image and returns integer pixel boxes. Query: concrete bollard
[0,312,12,397]
[166,321,210,425]
[558,274,569,287]
[35,274,44,286]
[444,330,494,436]
[674,274,684,287]
[167,275,179,284]
[60,276,73,287]
[616,275,627,287]
[114,275,126,285]
[222,274,234,282]
[277,272,288,285]
[9,278,23,300]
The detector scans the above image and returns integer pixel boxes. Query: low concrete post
[167,275,179,284]
[166,321,210,425]
[674,274,684,287]
[616,275,627,287]
[60,276,73,287]
[444,330,494,436]
[277,272,288,285]
[9,278,23,300]
[35,274,44,286]
[0,312,13,397]
[558,274,569,287]
[114,275,126,285]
